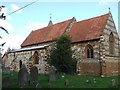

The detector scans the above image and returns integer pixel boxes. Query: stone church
[2,12,120,76]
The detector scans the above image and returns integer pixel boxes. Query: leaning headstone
[30,66,38,85]
[18,64,28,88]
[35,82,41,88]
[48,65,56,82]
[2,76,11,88]
[111,79,116,87]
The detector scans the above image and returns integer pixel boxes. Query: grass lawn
[2,71,120,88]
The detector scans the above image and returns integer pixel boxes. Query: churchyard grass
[2,71,120,88]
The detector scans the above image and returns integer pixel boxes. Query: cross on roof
[109,7,111,12]
[50,13,52,20]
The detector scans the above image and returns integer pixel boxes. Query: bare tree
[0,5,8,65]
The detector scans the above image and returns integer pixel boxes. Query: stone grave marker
[3,67,11,75]
[47,82,52,88]
[111,79,117,87]
[18,64,28,88]
[30,66,38,85]
[48,65,56,82]
[2,76,11,88]
[64,79,69,86]
[93,78,96,84]
[0,64,2,69]
[35,82,41,88]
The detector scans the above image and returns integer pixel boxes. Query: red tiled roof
[69,13,109,43]
[21,13,109,47]
[21,18,74,47]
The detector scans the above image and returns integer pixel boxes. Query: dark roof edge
[71,38,100,44]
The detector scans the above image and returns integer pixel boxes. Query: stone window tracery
[109,32,115,55]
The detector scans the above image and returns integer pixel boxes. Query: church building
[2,12,120,76]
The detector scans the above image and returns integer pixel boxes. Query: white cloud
[0,20,47,54]
[25,22,47,31]
[11,4,23,13]
[0,35,25,54]
[0,21,47,54]
[0,19,13,31]
[99,0,114,5]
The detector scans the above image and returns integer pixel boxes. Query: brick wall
[104,57,120,76]
[79,59,101,76]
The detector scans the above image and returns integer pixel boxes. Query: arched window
[19,60,22,69]
[109,32,115,55]
[33,51,39,64]
[85,44,94,58]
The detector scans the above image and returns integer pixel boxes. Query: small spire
[48,13,53,27]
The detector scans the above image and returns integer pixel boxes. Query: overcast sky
[0,0,119,54]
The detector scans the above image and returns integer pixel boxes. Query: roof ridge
[76,13,109,23]
[32,17,74,32]
[52,17,74,26]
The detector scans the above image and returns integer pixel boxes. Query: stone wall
[100,13,120,76]
[103,56,120,76]
[72,41,100,60]
[72,41,102,76]
[102,13,119,57]
[5,46,51,74]
[5,40,102,75]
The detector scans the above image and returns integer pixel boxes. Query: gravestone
[35,82,41,88]
[48,65,56,82]
[111,79,117,87]
[30,66,38,85]
[47,82,52,88]
[3,67,11,75]
[64,79,69,86]
[18,64,28,88]
[93,78,96,84]
[0,64,2,69]
[2,76,11,88]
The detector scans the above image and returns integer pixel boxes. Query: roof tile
[21,17,74,47]
[69,13,109,43]
[21,13,109,47]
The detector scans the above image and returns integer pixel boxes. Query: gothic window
[109,32,115,55]
[85,44,94,58]
[33,51,39,64]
